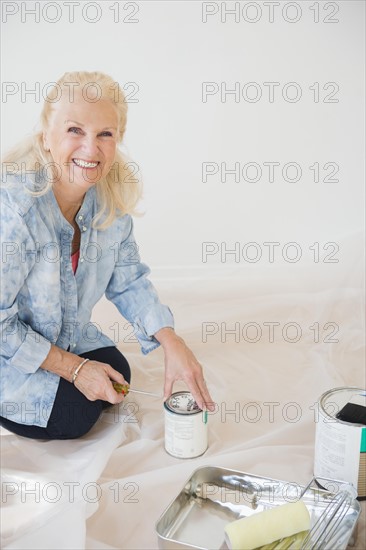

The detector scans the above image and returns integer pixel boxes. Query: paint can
[164,391,208,459]
[314,387,366,499]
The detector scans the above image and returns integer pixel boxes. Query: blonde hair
[1,71,142,229]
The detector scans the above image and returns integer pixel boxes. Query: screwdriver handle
[112,382,130,395]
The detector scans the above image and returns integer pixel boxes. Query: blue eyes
[68,127,113,137]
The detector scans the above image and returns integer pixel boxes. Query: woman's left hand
[154,328,215,411]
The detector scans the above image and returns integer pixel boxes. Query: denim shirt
[0,173,174,427]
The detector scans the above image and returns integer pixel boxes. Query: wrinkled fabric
[0,240,365,548]
[0,173,174,426]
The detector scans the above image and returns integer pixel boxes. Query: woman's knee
[112,350,131,383]
[80,347,131,384]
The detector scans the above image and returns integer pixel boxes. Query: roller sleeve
[224,500,311,550]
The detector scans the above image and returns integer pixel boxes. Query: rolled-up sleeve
[105,216,174,354]
[0,203,51,373]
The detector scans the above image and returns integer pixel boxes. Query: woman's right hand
[73,359,128,404]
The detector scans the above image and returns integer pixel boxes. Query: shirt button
[72,343,76,348]
[80,258,84,263]
[78,215,83,220]
[82,226,87,232]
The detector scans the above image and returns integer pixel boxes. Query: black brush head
[336,402,366,425]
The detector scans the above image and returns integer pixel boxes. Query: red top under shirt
[71,250,80,274]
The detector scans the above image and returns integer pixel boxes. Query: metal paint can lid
[164,391,202,415]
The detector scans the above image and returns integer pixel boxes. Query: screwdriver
[112,382,161,398]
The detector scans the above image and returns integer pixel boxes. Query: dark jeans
[0,347,131,440]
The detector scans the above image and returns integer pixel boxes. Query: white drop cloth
[1,235,365,549]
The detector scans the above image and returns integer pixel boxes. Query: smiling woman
[0,71,214,440]
[2,71,140,229]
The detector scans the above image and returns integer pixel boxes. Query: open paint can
[164,391,208,459]
[314,387,366,499]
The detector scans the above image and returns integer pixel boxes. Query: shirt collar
[25,171,97,230]
[43,184,96,231]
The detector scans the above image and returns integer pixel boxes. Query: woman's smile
[72,158,100,169]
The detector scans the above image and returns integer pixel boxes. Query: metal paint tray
[155,466,361,549]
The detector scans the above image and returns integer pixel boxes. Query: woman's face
[43,91,119,193]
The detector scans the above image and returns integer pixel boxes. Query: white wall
[2,1,364,277]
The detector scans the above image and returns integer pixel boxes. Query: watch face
[165,391,201,414]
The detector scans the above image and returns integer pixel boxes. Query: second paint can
[314,387,366,499]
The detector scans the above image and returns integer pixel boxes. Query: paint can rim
[164,390,203,415]
[319,386,366,427]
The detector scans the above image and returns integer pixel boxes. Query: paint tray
[155,466,361,549]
